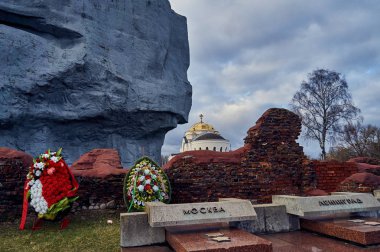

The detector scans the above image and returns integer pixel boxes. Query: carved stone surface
[145,199,257,228]
[0,0,191,166]
[272,194,380,217]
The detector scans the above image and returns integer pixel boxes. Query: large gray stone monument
[0,0,191,166]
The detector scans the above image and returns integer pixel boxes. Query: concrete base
[301,216,380,245]
[120,212,165,247]
[166,226,272,252]
[231,204,299,234]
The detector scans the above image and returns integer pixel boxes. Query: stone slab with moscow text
[272,194,380,217]
[145,198,257,227]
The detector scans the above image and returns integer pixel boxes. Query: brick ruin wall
[312,160,358,193]
[165,108,316,204]
[0,158,28,222]
[164,108,362,204]
[74,175,125,210]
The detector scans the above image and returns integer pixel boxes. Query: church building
[180,114,230,153]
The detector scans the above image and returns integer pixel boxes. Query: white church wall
[189,139,230,152]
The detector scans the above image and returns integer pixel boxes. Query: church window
[213,147,216,151]
[206,147,209,150]
[220,147,223,152]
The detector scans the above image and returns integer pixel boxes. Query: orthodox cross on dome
[199,114,204,123]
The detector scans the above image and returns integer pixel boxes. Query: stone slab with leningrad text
[145,198,257,227]
[272,193,380,217]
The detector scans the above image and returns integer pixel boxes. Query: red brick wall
[312,160,358,193]
[74,174,126,209]
[0,158,28,222]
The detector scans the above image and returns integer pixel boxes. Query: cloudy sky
[162,0,380,158]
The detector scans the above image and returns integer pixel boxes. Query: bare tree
[327,146,354,161]
[291,69,360,159]
[341,122,380,159]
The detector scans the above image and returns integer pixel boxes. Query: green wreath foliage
[123,156,171,211]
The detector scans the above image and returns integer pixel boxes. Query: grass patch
[0,210,121,252]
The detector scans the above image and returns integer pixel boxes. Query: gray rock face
[0,0,191,166]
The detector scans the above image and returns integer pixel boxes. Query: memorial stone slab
[145,199,257,227]
[373,190,380,199]
[330,192,364,196]
[120,212,165,247]
[231,203,299,234]
[300,217,380,245]
[166,227,272,252]
[272,194,380,217]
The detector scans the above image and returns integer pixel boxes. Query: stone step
[165,226,272,252]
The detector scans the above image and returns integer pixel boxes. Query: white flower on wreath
[34,170,41,176]
[29,180,48,214]
[139,175,145,181]
[34,162,45,170]
[153,185,159,192]
[138,185,144,192]
[152,174,157,180]
[50,156,60,163]
[41,154,50,159]
[145,179,151,185]
[144,169,150,175]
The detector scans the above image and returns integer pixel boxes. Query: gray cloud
[164,0,380,158]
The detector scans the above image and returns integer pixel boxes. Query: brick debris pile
[71,149,128,210]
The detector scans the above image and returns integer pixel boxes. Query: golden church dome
[188,122,215,132]
[187,114,216,133]
[178,113,230,154]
